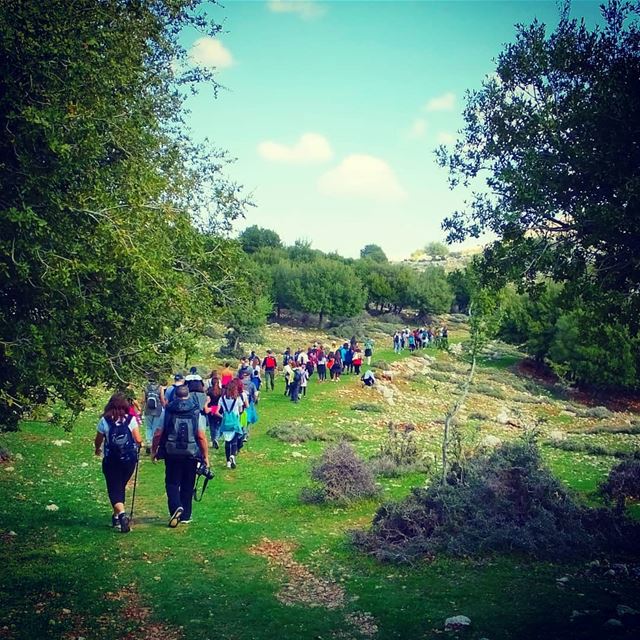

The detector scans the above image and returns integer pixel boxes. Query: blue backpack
[106,416,137,462]
[220,397,241,433]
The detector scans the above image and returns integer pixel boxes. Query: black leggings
[102,457,136,507]
[317,364,327,380]
[225,433,242,461]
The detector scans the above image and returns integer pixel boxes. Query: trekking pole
[129,445,141,524]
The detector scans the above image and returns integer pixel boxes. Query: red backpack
[265,356,276,369]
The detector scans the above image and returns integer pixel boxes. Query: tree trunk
[318,310,324,328]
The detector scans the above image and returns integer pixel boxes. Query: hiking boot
[230,455,237,469]
[168,506,183,528]
[118,512,131,533]
[213,439,219,450]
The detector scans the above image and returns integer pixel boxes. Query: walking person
[206,372,223,449]
[352,349,363,376]
[283,360,293,396]
[317,347,327,382]
[364,337,374,366]
[142,374,164,455]
[289,365,302,402]
[262,350,277,391]
[331,349,343,382]
[300,365,309,397]
[214,384,245,469]
[95,392,143,533]
[152,384,209,527]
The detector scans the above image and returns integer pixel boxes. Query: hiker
[206,372,223,449]
[185,366,203,383]
[282,347,293,366]
[343,344,353,374]
[142,374,164,455]
[214,384,246,469]
[290,365,302,402]
[299,364,309,397]
[251,358,262,391]
[262,350,277,391]
[241,370,259,434]
[237,357,252,379]
[152,384,209,527]
[393,331,401,353]
[364,337,374,365]
[283,360,293,396]
[331,349,343,382]
[164,373,185,404]
[220,362,234,388]
[317,347,327,382]
[95,392,143,533]
[361,370,376,387]
[352,348,363,375]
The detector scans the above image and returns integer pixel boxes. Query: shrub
[300,443,379,504]
[571,424,640,436]
[468,411,490,421]
[573,405,613,419]
[544,439,631,459]
[430,360,459,373]
[512,393,543,404]
[429,371,454,384]
[267,422,317,443]
[352,442,640,562]
[472,383,507,399]
[600,459,640,513]
[267,422,359,443]
[371,360,390,370]
[368,423,431,477]
[351,403,384,413]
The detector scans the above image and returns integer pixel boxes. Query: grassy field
[1,324,639,640]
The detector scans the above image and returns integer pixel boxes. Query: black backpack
[145,383,162,414]
[106,416,138,462]
[163,400,200,459]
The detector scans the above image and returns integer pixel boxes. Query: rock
[52,439,71,447]
[616,605,638,617]
[3,466,14,472]
[444,615,471,630]
[81,462,89,468]
[45,504,59,511]
[481,435,502,448]
[604,618,623,628]
[14,453,23,461]
[560,410,576,417]
[8,531,17,537]
[496,410,510,425]
[556,576,569,584]
[291,452,305,458]
[548,430,567,442]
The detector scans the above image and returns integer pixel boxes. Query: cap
[174,373,184,381]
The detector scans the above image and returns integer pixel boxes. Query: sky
[181,0,604,260]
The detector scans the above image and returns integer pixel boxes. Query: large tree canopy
[0,0,246,429]
[239,225,283,254]
[438,1,640,324]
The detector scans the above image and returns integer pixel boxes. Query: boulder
[548,430,567,442]
[445,615,471,630]
[481,435,502,448]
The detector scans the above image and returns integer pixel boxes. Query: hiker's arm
[197,431,209,466]
[94,432,104,456]
[160,386,167,407]
[131,426,143,447]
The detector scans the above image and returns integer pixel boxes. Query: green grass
[1,330,640,639]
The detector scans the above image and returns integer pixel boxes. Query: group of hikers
[392,326,448,352]
[94,337,378,533]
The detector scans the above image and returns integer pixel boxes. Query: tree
[424,242,449,259]
[239,225,283,254]
[0,1,246,430]
[360,244,388,263]
[437,1,640,327]
[287,258,365,326]
[410,267,453,317]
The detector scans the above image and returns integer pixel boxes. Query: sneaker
[111,514,120,530]
[226,460,232,469]
[168,506,183,528]
[230,455,237,469]
[118,512,131,534]
[179,518,192,524]
[213,439,219,450]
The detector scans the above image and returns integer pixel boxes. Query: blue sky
[182,0,603,260]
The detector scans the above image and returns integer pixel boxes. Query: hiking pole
[129,445,141,524]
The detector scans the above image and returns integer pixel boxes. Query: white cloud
[267,0,326,20]
[407,118,427,139]
[188,37,233,69]
[437,131,456,145]
[424,92,456,112]
[258,133,333,164]
[317,154,407,202]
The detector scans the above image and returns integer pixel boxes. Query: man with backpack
[262,350,277,391]
[164,372,185,404]
[152,384,209,527]
[143,374,164,455]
